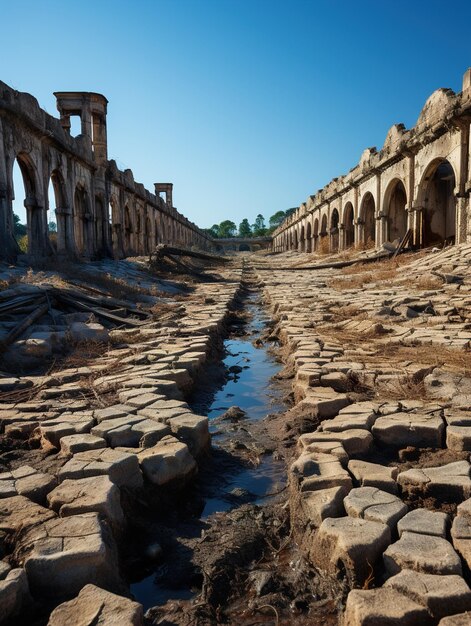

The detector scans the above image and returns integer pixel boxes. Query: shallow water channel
[132,291,288,610]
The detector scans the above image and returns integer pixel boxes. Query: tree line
[205,208,296,239]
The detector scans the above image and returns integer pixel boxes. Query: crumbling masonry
[0,82,212,260]
[272,69,471,254]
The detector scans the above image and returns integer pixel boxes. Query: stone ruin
[0,83,213,261]
[272,68,471,256]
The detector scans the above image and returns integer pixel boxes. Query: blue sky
[3,0,471,228]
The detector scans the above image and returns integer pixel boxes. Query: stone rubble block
[296,429,373,456]
[93,405,137,423]
[310,516,391,587]
[300,386,351,418]
[168,413,210,457]
[451,514,471,570]
[341,587,430,626]
[297,439,349,466]
[39,414,95,448]
[47,476,124,532]
[136,435,197,487]
[383,531,462,576]
[15,512,121,599]
[397,509,449,538]
[371,411,445,448]
[300,486,348,527]
[344,487,407,530]
[91,415,170,448]
[291,452,353,493]
[321,409,377,432]
[58,448,143,489]
[439,613,471,625]
[47,583,143,626]
[348,460,398,493]
[398,461,471,501]
[384,569,471,621]
[0,568,32,625]
[0,465,57,505]
[447,425,471,452]
[59,433,107,455]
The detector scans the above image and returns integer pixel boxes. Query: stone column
[338,224,345,251]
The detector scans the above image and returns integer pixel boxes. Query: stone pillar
[409,206,422,247]
[55,207,71,254]
[338,224,345,251]
[92,113,108,164]
[377,213,387,246]
[355,218,364,245]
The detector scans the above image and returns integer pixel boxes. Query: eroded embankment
[138,269,340,626]
[252,245,471,626]
[0,258,247,624]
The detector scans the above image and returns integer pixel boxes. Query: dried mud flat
[2,246,471,625]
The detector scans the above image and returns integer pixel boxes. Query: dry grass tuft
[317,237,330,256]
[56,339,110,369]
[378,375,429,401]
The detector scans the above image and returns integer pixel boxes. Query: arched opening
[12,155,41,255]
[313,218,319,251]
[300,225,305,252]
[293,230,298,250]
[239,243,250,252]
[306,221,312,253]
[420,159,456,247]
[48,170,70,254]
[385,180,407,243]
[360,192,376,246]
[330,208,339,252]
[74,186,91,256]
[344,202,354,248]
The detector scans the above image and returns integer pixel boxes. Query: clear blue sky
[3,0,471,228]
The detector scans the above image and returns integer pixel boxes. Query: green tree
[205,224,221,238]
[238,218,252,238]
[218,220,237,238]
[13,213,27,238]
[268,210,286,230]
[285,207,296,218]
[48,221,57,233]
[252,214,266,237]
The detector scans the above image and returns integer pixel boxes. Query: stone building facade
[272,69,471,254]
[0,82,213,261]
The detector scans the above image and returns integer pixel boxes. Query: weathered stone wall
[0,82,213,261]
[214,236,272,253]
[272,68,471,254]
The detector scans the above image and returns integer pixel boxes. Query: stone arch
[384,178,408,243]
[73,185,91,256]
[306,221,312,253]
[330,208,339,252]
[343,202,354,248]
[360,192,376,245]
[293,229,298,250]
[13,152,43,255]
[418,158,456,247]
[49,169,71,254]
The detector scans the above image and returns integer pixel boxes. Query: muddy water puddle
[131,291,288,611]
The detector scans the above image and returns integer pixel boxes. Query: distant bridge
[213,237,272,253]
